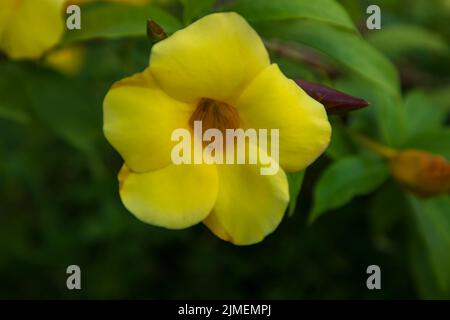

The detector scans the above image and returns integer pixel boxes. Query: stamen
[189,98,239,134]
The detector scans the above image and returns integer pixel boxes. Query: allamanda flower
[0,0,65,59]
[103,12,331,245]
[0,0,150,60]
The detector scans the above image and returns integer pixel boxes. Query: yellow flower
[0,0,65,59]
[103,13,331,245]
[44,45,86,76]
[0,0,152,60]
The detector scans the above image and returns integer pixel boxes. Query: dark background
[0,0,449,299]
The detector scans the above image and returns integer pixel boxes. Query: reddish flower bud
[389,150,450,197]
[295,79,369,114]
[147,19,167,43]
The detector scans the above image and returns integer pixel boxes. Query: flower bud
[389,150,450,197]
[295,80,369,114]
[147,19,167,43]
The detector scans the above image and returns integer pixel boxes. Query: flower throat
[189,98,240,134]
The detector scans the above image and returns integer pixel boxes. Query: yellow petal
[119,163,218,229]
[103,68,194,173]
[236,64,331,172]
[150,12,270,103]
[0,0,16,37]
[204,145,289,245]
[0,0,65,59]
[44,45,86,76]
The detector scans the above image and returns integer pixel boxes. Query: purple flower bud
[295,79,369,114]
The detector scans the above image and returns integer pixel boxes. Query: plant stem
[351,132,398,159]
[263,39,336,76]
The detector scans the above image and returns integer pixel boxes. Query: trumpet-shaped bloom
[0,0,65,59]
[104,12,331,245]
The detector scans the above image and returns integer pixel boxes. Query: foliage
[0,0,448,298]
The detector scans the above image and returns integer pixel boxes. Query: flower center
[189,98,240,134]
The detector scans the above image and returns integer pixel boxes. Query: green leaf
[405,128,450,160]
[0,102,30,124]
[271,55,322,82]
[64,3,181,43]
[0,63,31,124]
[309,156,388,223]
[254,20,400,96]
[404,90,446,138]
[22,70,99,154]
[181,0,216,24]
[16,65,104,177]
[429,85,450,115]
[409,231,448,299]
[407,195,450,298]
[286,171,305,216]
[368,24,450,58]
[325,117,355,159]
[368,182,405,252]
[222,0,355,31]
[255,20,406,146]
[335,77,406,147]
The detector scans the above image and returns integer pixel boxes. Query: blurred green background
[0,0,449,299]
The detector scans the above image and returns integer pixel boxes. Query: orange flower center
[189,98,240,134]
